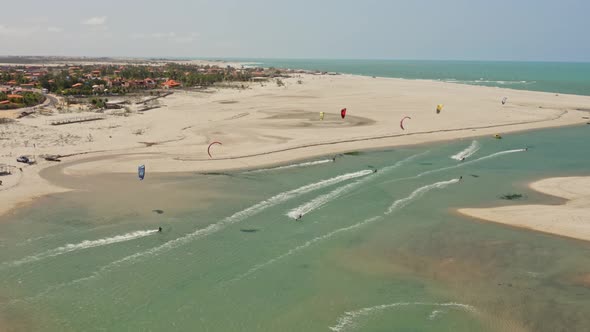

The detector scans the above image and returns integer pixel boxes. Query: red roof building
[162,79,181,88]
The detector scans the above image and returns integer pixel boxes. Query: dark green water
[0,125,589,331]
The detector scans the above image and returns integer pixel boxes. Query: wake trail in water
[38,169,375,290]
[2,230,158,268]
[385,179,458,214]
[232,179,458,282]
[286,153,426,219]
[451,140,480,161]
[329,302,476,332]
[383,148,526,186]
[245,159,333,173]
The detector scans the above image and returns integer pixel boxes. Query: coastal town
[0,58,329,115]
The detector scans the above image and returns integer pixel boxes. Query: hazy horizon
[0,0,588,62]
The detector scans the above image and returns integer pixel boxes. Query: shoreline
[2,72,590,218]
[458,177,590,242]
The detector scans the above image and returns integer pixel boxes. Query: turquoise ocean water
[238,59,590,96]
[1,60,590,331]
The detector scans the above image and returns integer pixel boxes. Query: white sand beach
[459,177,590,241]
[2,73,590,218]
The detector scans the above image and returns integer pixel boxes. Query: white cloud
[47,27,63,33]
[82,16,107,25]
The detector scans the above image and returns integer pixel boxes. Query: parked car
[16,156,30,164]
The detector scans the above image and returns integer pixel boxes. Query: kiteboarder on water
[295,214,303,221]
[158,227,162,232]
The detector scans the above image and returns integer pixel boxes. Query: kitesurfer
[158,227,162,232]
[459,176,463,181]
[373,169,378,173]
[332,156,336,162]
[461,157,465,162]
[295,214,303,221]
[525,147,528,151]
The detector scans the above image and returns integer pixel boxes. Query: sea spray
[286,153,426,219]
[286,182,360,219]
[329,302,476,332]
[53,169,375,283]
[451,140,480,161]
[3,230,158,268]
[385,178,458,214]
[245,159,333,173]
[419,149,525,178]
[233,178,458,282]
[383,148,526,186]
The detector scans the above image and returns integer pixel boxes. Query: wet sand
[458,177,590,241]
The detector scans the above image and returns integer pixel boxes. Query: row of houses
[0,62,300,94]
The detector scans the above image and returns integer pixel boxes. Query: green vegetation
[1,62,276,99]
[0,91,45,109]
[89,98,108,109]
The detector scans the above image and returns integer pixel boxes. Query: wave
[232,178,458,282]
[329,302,476,332]
[285,153,425,219]
[245,159,333,174]
[450,141,480,161]
[3,230,158,268]
[444,79,535,86]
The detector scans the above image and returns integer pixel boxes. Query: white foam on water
[450,140,480,161]
[383,148,526,186]
[419,149,525,178]
[286,153,426,219]
[444,79,534,86]
[246,159,333,173]
[13,169,377,302]
[428,309,443,320]
[385,178,459,214]
[329,302,476,332]
[286,181,360,219]
[60,169,375,279]
[232,178,458,282]
[2,230,158,268]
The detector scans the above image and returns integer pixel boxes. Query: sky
[0,0,589,61]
